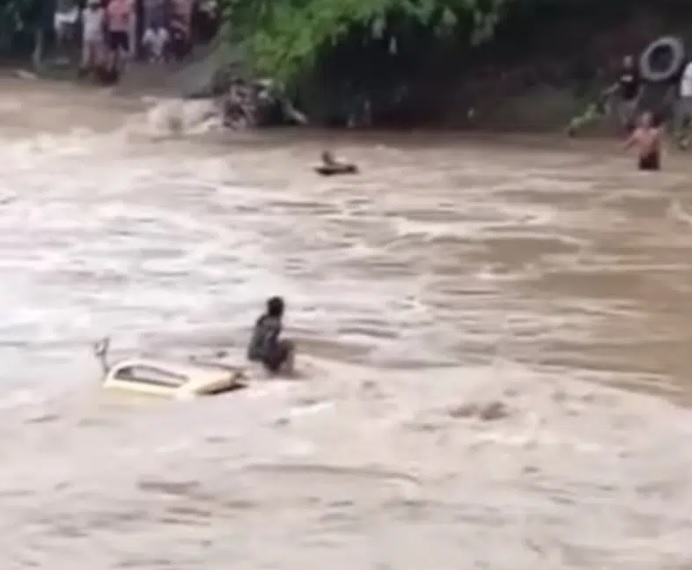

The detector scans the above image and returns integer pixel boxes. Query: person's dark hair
[266,296,284,318]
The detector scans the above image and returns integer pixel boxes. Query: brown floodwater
[0,78,691,569]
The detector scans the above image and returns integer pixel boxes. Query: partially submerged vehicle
[93,338,247,399]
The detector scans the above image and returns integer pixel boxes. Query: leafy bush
[220,0,506,85]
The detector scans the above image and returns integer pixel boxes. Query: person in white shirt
[675,61,692,148]
[142,25,170,63]
[54,2,79,46]
[80,0,105,75]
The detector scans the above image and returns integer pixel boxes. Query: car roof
[109,358,232,381]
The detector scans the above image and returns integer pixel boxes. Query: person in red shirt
[105,0,133,74]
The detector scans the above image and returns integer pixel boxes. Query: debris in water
[448,400,510,421]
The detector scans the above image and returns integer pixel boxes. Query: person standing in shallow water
[623,111,662,171]
[247,296,295,374]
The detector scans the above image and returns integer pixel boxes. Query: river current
[0,78,691,569]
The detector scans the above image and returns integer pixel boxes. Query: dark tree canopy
[220,0,506,84]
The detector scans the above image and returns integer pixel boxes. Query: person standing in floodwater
[624,111,662,171]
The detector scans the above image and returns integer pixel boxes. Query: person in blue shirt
[247,296,295,374]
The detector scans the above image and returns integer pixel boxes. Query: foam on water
[0,91,692,567]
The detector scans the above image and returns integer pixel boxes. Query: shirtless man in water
[624,111,662,171]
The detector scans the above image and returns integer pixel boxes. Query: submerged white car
[94,338,247,399]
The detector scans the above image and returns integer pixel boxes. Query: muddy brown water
[1,78,692,569]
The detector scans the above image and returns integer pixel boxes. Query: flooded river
[1,78,692,569]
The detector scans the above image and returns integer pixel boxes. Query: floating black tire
[639,36,686,83]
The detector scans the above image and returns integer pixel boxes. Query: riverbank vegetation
[221,0,505,84]
[2,0,692,128]
[220,0,506,124]
[221,0,692,127]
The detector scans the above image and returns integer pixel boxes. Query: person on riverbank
[191,0,219,45]
[605,55,641,132]
[105,0,133,75]
[568,55,641,137]
[624,111,662,171]
[168,17,190,61]
[675,60,692,148]
[79,0,105,76]
[142,24,170,63]
[247,296,295,374]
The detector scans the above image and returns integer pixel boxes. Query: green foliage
[221,0,506,84]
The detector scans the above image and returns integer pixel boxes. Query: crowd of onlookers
[53,0,218,81]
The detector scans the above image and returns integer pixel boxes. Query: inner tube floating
[639,36,686,83]
[314,163,358,176]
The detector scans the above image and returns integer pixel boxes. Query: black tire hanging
[639,36,686,83]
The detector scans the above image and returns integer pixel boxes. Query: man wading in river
[624,111,662,171]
